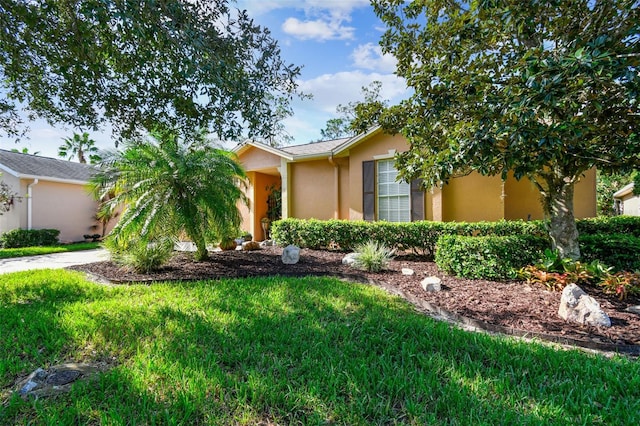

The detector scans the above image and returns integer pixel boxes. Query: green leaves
[91,130,247,261]
[0,0,301,142]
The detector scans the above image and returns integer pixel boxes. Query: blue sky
[1,0,408,158]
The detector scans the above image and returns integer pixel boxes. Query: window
[376,159,410,222]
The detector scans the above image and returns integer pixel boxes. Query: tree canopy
[0,0,300,142]
[59,132,100,164]
[319,81,388,140]
[373,0,640,258]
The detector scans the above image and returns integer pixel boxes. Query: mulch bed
[69,246,640,354]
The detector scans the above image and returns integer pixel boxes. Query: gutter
[27,178,38,230]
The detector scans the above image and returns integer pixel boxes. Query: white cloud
[351,43,396,73]
[238,0,370,16]
[297,70,408,113]
[282,16,355,41]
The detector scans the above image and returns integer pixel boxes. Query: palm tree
[90,130,247,261]
[58,132,101,164]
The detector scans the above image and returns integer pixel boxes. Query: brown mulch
[69,246,640,353]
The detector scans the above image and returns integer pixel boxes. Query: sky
[0,0,409,159]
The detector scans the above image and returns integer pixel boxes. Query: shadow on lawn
[2,275,639,424]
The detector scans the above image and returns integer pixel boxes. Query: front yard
[1,269,639,424]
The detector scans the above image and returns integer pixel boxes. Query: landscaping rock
[15,363,101,399]
[558,284,611,328]
[241,241,260,251]
[402,268,415,276]
[282,245,300,264]
[626,305,640,315]
[421,276,442,292]
[259,240,274,248]
[342,252,359,266]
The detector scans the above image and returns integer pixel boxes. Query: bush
[435,235,549,280]
[271,218,547,258]
[577,216,640,237]
[109,238,173,274]
[351,240,395,273]
[0,228,60,248]
[579,233,640,272]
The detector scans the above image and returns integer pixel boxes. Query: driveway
[0,249,110,274]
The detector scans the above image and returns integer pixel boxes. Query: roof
[280,137,350,157]
[613,182,635,199]
[0,149,96,184]
[233,125,383,161]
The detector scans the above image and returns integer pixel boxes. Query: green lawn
[1,270,638,425]
[0,242,101,259]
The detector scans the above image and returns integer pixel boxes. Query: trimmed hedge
[580,233,640,272]
[271,218,547,258]
[435,235,550,280]
[576,216,640,237]
[0,228,60,248]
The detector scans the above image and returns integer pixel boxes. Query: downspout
[328,154,340,219]
[27,178,38,230]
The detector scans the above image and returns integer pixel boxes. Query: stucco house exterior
[613,183,640,216]
[234,127,596,239]
[0,149,102,243]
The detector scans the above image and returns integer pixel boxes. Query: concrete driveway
[0,249,110,274]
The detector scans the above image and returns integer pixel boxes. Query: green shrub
[351,240,395,273]
[0,228,60,248]
[577,216,640,237]
[579,233,640,272]
[271,218,547,258]
[435,234,549,280]
[110,238,173,274]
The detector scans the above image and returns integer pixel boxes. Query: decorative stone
[402,268,415,276]
[241,241,260,251]
[626,305,640,315]
[282,245,300,264]
[342,252,359,266]
[260,239,274,248]
[421,276,442,292]
[15,363,101,399]
[558,284,611,328]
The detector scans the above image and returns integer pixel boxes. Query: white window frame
[376,158,410,222]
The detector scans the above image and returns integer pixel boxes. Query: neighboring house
[613,182,640,216]
[234,126,597,239]
[0,149,102,243]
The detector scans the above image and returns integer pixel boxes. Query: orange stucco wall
[573,168,597,218]
[238,171,280,240]
[240,146,282,172]
[289,160,337,219]
[0,176,99,242]
[346,131,415,220]
[441,173,505,222]
[30,180,98,243]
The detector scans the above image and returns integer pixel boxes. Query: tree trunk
[546,180,581,260]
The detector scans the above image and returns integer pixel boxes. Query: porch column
[431,186,443,222]
[278,158,290,219]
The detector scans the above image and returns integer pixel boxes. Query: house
[0,149,103,243]
[613,183,639,216]
[233,127,597,239]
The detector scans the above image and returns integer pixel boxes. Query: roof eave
[233,140,294,161]
[613,182,635,199]
[331,125,383,156]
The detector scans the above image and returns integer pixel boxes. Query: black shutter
[363,161,375,221]
[411,178,425,221]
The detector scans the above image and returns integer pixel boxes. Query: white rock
[402,268,415,276]
[260,239,274,247]
[558,284,611,328]
[342,252,359,266]
[626,305,640,315]
[421,276,442,292]
[281,245,300,265]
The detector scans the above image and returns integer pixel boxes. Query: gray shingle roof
[0,149,96,182]
[280,137,350,156]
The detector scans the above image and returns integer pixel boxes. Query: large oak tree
[0,0,300,142]
[373,0,640,258]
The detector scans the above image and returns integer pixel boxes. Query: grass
[0,242,101,259]
[1,270,639,425]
